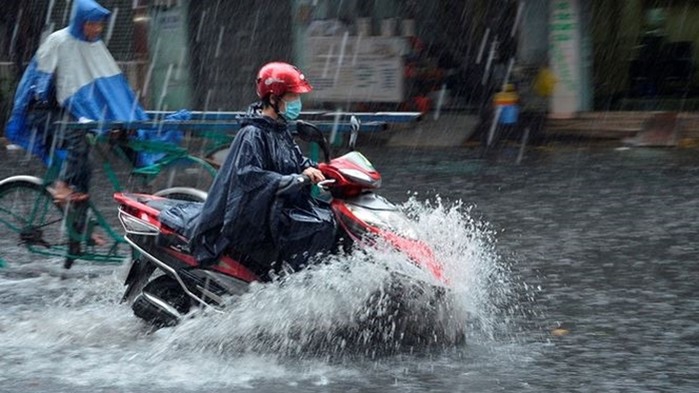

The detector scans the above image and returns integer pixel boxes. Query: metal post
[516,126,530,164]
[487,105,503,147]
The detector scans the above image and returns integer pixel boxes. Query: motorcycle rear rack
[123,233,225,313]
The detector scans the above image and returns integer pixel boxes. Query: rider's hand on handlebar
[302,167,325,184]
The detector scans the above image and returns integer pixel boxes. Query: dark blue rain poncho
[5,0,184,167]
[187,113,336,271]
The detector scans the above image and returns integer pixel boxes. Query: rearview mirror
[294,120,331,163]
[348,115,360,151]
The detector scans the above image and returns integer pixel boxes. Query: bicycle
[0,110,419,269]
[0,117,218,269]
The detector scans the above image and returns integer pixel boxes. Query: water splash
[0,197,532,390]
[401,195,519,340]
[145,196,523,359]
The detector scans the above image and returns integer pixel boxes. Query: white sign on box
[305,36,407,103]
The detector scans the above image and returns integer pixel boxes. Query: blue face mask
[281,98,302,121]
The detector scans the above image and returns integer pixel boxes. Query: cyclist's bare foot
[89,232,107,247]
[48,181,89,205]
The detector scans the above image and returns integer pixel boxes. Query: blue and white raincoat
[5,0,184,166]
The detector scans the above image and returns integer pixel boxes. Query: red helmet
[256,62,313,99]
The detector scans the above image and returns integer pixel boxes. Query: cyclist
[188,62,335,274]
[5,0,184,208]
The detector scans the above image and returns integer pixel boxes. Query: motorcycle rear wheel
[133,275,191,328]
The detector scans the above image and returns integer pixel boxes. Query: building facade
[3,0,698,129]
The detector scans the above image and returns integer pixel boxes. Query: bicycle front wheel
[154,187,207,202]
[204,144,229,169]
[0,179,66,258]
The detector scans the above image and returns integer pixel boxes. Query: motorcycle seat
[158,201,204,237]
[142,198,181,212]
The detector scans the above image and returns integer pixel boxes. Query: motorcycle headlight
[339,168,381,188]
[345,204,418,240]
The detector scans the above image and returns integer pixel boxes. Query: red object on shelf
[413,96,432,113]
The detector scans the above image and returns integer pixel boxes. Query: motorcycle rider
[188,62,336,274]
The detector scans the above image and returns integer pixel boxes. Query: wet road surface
[1,142,698,392]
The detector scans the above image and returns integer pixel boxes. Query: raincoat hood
[69,0,111,41]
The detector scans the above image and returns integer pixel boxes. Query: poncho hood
[69,0,111,42]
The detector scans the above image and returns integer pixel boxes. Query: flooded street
[1,143,699,392]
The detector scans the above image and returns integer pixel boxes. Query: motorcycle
[115,117,452,333]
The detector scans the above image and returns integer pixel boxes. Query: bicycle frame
[0,127,217,268]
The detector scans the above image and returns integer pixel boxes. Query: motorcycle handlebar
[316,179,336,190]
